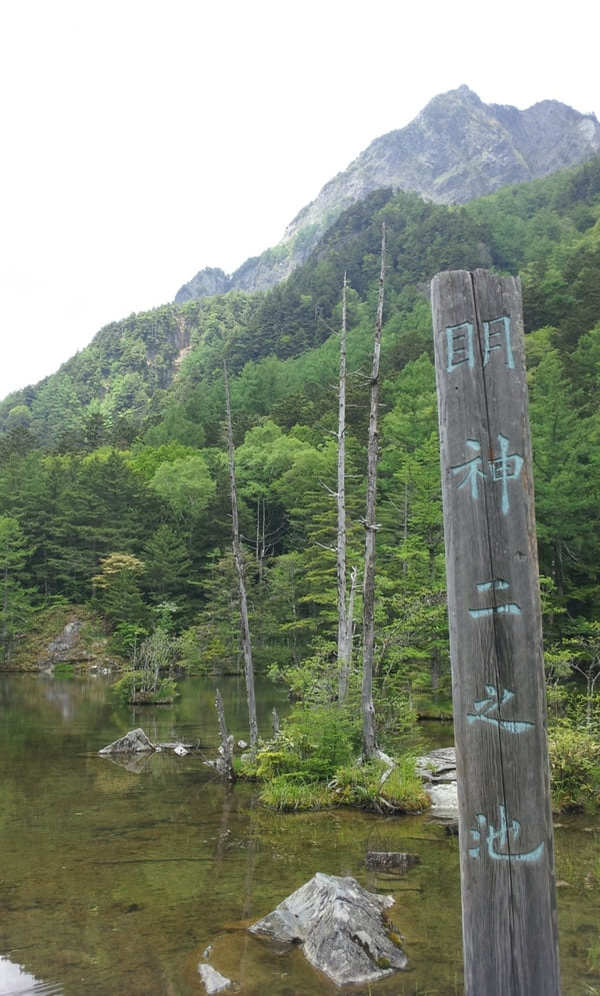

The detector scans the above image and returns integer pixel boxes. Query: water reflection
[1,674,599,994]
[0,955,62,995]
[99,751,155,775]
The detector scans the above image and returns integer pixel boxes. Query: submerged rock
[366,852,420,873]
[249,872,407,986]
[416,747,458,821]
[98,728,156,754]
[197,963,231,993]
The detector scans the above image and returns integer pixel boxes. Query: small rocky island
[249,872,407,986]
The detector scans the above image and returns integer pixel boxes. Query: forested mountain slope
[0,154,599,705]
[175,86,600,302]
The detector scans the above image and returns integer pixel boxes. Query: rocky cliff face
[175,85,600,304]
[174,266,231,304]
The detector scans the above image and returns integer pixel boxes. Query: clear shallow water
[0,674,598,995]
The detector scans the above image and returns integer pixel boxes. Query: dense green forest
[1,155,600,794]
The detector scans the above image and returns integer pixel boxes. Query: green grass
[258,755,430,814]
[331,756,430,814]
[259,776,335,811]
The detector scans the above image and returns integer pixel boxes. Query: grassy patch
[331,756,430,814]
[53,662,75,679]
[236,703,430,815]
[259,776,335,811]
[256,754,430,814]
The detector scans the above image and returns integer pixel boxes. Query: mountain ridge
[175,85,600,304]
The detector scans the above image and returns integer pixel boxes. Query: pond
[0,673,598,995]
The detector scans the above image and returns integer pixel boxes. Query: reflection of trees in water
[41,682,76,721]
[214,784,234,865]
[238,795,260,984]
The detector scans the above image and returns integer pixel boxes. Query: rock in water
[416,747,458,821]
[366,852,420,872]
[98,728,155,754]
[426,781,459,820]
[249,872,407,986]
[415,747,457,781]
[197,963,231,993]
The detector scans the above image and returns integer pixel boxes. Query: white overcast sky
[0,0,598,401]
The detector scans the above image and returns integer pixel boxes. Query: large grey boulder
[98,728,156,754]
[249,872,407,986]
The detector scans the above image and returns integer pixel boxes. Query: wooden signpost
[431,269,560,995]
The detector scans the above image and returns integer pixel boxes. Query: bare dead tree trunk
[289,558,298,666]
[2,566,9,663]
[402,475,409,576]
[272,707,280,736]
[260,498,266,584]
[362,223,386,760]
[338,565,358,702]
[572,658,600,729]
[337,272,350,701]
[224,360,258,755]
[256,498,260,573]
[215,687,235,781]
[255,498,266,584]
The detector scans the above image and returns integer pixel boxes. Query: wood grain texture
[431,269,560,995]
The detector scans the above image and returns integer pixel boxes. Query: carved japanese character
[483,315,515,369]
[467,685,534,733]
[468,806,544,863]
[446,321,475,372]
[468,578,521,619]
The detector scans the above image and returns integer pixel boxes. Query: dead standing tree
[214,688,236,781]
[338,567,358,703]
[223,360,258,756]
[361,224,386,760]
[337,273,357,703]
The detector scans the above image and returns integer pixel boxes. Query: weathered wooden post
[431,269,560,995]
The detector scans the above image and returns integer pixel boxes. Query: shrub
[255,705,359,784]
[548,723,600,811]
[110,626,179,704]
[111,671,177,705]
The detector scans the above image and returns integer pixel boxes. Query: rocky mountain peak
[174,86,600,304]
